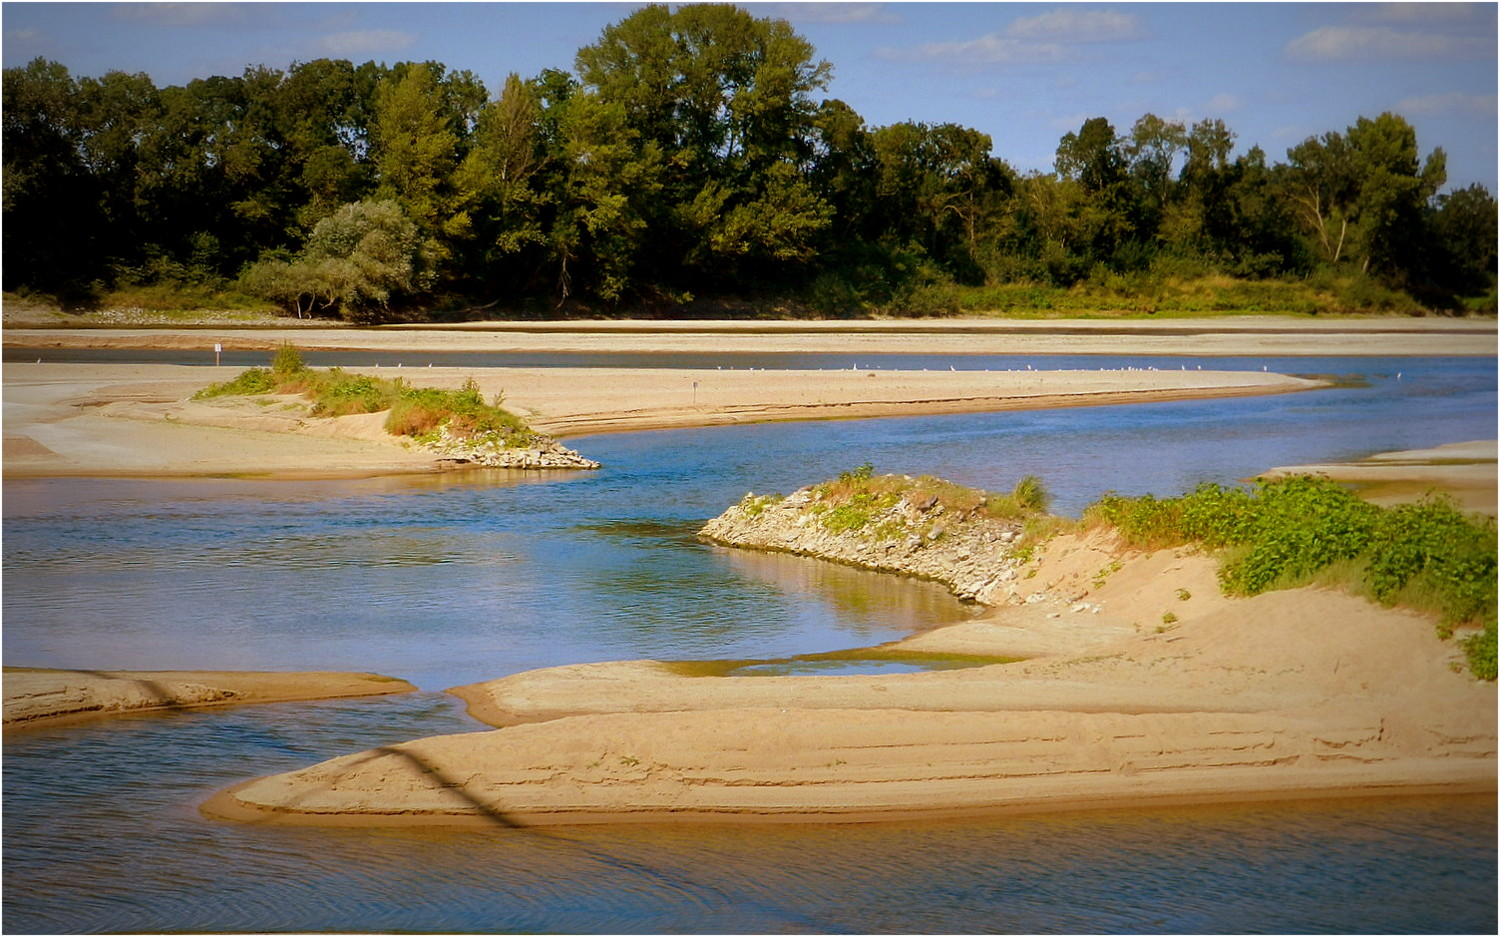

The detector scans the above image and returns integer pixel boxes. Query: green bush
[193,367,276,399]
[196,349,530,444]
[1084,475,1497,679]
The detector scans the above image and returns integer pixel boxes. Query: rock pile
[419,427,601,470]
[699,480,1029,604]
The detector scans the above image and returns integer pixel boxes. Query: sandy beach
[3,668,415,732]
[203,528,1495,827]
[2,361,1322,477]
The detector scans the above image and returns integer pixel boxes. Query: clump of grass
[1083,475,1497,679]
[800,466,1058,540]
[737,493,785,517]
[195,347,531,444]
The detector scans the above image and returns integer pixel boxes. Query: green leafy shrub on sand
[1084,475,1497,679]
[195,347,531,445]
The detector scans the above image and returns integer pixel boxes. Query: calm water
[4,354,1496,933]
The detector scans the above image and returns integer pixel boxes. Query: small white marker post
[214,342,222,366]
[692,380,699,406]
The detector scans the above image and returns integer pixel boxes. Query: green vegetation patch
[1083,474,1497,679]
[797,464,1054,541]
[195,343,533,444]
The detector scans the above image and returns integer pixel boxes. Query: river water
[3,353,1496,933]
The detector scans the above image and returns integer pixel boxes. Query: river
[3,353,1495,933]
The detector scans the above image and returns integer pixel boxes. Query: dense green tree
[870,121,1008,281]
[242,199,424,320]
[1,4,1493,314]
[573,2,833,292]
[1423,183,1498,298]
[545,92,664,303]
[2,58,102,295]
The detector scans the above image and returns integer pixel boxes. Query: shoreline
[200,767,1494,829]
[3,668,417,733]
[2,362,1323,478]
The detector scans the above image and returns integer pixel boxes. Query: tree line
[4,3,1494,319]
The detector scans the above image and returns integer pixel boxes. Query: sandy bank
[203,530,1495,827]
[2,362,1321,477]
[4,668,415,732]
[1263,440,1498,514]
[6,316,1495,356]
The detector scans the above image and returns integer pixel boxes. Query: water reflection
[713,545,981,631]
[3,354,1496,934]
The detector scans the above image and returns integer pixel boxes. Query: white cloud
[1205,92,1243,114]
[110,3,254,28]
[315,29,419,58]
[1285,25,1489,60]
[1396,91,1499,119]
[1004,8,1144,43]
[768,3,900,25]
[878,34,1071,66]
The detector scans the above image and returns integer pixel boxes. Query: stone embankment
[698,478,1031,604]
[419,427,600,469]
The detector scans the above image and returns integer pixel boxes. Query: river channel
[4,352,1495,933]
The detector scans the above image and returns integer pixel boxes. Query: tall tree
[1053,117,1138,265]
[452,72,553,293]
[573,3,833,292]
[2,58,103,295]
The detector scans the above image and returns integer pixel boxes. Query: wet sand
[3,668,416,732]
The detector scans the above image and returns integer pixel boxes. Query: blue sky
[5,2,1496,191]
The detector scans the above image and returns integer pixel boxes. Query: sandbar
[203,529,1495,827]
[4,667,415,732]
[2,361,1322,477]
[1263,440,1498,514]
